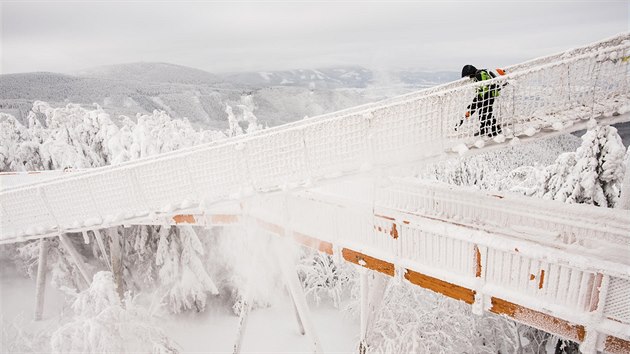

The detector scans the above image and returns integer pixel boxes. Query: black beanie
[461,65,477,78]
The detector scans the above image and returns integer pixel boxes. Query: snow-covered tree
[238,95,263,134]
[538,125,627,207]
[368,279,523,354]
[155,226,218,313]
[50,271,178,353]
[225,104,243,137]
[0,113,41,172]
[297,250,355,308]
[2,102,227,315]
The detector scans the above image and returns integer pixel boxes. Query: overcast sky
[1,1,628,74]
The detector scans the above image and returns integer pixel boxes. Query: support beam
[58,233,92,286]
[109,228,124,301]
[34,238,49,321]
[276,240,322,353]
[290,292,306,335]
[93,229,112,271]
[233,298,252,354]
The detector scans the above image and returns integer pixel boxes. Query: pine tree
[538,125,626,207]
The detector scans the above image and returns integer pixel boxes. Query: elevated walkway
[1,33,629,353]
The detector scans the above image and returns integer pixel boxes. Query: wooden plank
[172,214,196,224]
[293,231,333,255]
[210,214,239,224]
[604,335,630,354]
[404,268,476,305]
[256,219,285,236]
[342,249,395,276]
[489,297,585,342]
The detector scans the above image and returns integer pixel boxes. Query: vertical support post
[58,233,92,287]
[358,271,389,354]
[232,220,254,354]
[366,272,389,333]
[34,238,49,321]
[359,269,369,354]
[109,228,124,301]
[617,151,630,210]
[580,274,610,354]
[472,244,488,316]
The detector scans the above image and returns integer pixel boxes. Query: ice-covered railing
[246,181,630,351]
[1,33,629,241]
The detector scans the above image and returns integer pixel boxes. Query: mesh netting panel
[304,114,369,178]
[132,157,195,210]
[593,49,630,116]
[442,88,483,140]
[246,129,309,190]
[604,276,630,324]
[1,188,56,238]
[187,142,246,200]
[372,96,442,162]
[568,59,598,120]
[45,178,102,229]
[90,169,148,219]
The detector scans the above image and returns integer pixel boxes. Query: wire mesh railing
[1,34,629,241]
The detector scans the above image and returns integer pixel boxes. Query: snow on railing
[245,180,630,345]
[1,34,629,242]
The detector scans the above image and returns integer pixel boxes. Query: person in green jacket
[461,64,503,137]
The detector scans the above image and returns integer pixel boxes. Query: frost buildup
[539,125,627,207]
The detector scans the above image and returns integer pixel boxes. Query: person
[461,64,503,137]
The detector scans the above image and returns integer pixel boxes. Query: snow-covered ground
[0,264,358,353]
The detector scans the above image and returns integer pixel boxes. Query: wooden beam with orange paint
[172,214,197,224]
[209,214,240,225]
[604,335,630,354]
[341,248,395,276]
[489,297,586,343]
[404,268,476,305]
[293,231,333,255]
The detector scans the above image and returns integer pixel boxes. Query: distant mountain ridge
[74,62,223,85]
[0,62,459,131]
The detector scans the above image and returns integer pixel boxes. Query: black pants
[478,100,501,137]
